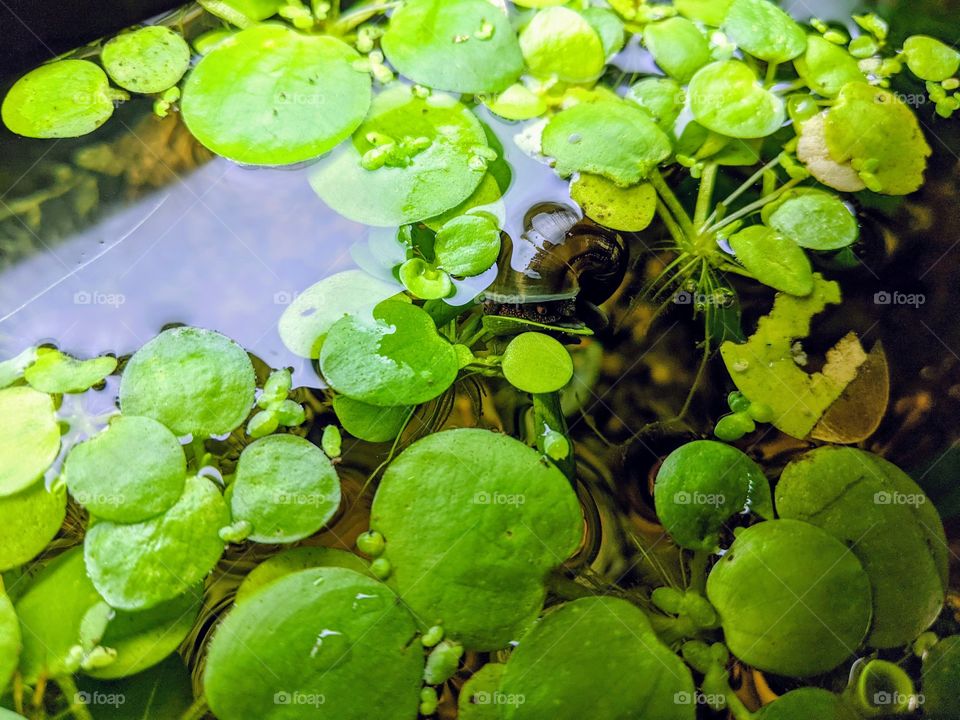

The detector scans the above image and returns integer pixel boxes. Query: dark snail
[482,202,628,325]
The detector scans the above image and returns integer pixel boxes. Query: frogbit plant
[2,0,960,719]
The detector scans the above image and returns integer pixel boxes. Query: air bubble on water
[732,360,749,372]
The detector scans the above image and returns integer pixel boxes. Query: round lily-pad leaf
[706,519,872,676]
[625,77,684,129]
[758,688,860,720]
[796,112,866,192]
[458,663,505,720]
[0,386,60,497]
[688,61,786,139]
[181,24,371,166]
[761,189,859,251]
[65,416,186,523]
[0,479,67,571]
[0,590,20,695]
[24,347,116,393]
[722,0,806,63]
[581,7,626,59]
[571,174,656,231]
[101,26,191,94]
[84,476,229,611]
[823,82,931,195]
[15,548,103,682]
[205,567,423,720]
[729,225,814,296]
[82,590,201,679]
[776,447,948,648]
[76,655,193,719]
[654,440,771,551]
[319,300,459,407]
[542,100,672,185]
[922,635,960,720]
[499,597,695,720]
[483,83,547,121]
[311,86,489,226]
[903,35,960,82]
[434,215,502,277]
[399,258,453,300]
[519,7,606,84]
[381,0,523,94]
[198,0,283,25]
[371,428,583,650]
[794,35,864,98]
[1,60,117,138]
[333,395,411,443]
[119,326,256,438]
[235,547,371,603]
[278,270,400,359]
[230,434,341,544]
[645,17,711,83]
[501,332,573,394]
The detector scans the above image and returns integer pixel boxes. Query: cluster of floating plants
[2,0,960,718]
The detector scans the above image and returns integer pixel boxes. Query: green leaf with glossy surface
[119,326,255,437]
[1,60,117,138]
[235,547,371,603]
[707,519,872,676]
[434,215,501,277]
[570,174,656,231]
[776,447,948,648]
[501,332,573,393]
[0,590,19,695]
[0,386,60,497]
[65,416,186,522]
[320,301,459,407]
[758,688,859,720]
[794,35,864,98]
[500,597,695,720]
[761,188,859,251]
[723,0,806,62]
[688,61,786,139]
[483,83,547,121]
[654,440,771,550]
[399,259,453,300]
[84,476,228,610]
[332,396,411,443]
[645,17,711,83]
[675,0,732,25]
[519,7,605,84]
[24,347,116,394]
[381,0,523,94]
[729,225,814,295]
[542,100,672,185]
[76,655,193,719]
[0,480,67,571]
[230,434,340,544]
[903,35,960,82]
[102,26,191,94]
[625,77,684,130]
[181,25,370,166]
[371,428,582,649]
[311,86,488,226]
[205,567,423,720]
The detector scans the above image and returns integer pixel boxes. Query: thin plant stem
[706,177,803,235]
[655,199,690,253]
[764,61,780,87]
[694,163,718,230]
[179,695,210,720]
[702,155,782,230]
[649,170,696,239]
[54,676,93,720]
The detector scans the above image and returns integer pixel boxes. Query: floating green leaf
[722,0,806,62]
[181,24,370,166]
[319,301,459,407]
[0,386,60,497]
[458,663,505,720]
[654,440,771,550]
[1,60,119,138]
[519,7,606,84]
[332,395,411,442]
[625,77,684,129]
[483,83,548,121]
[278,270,400,359]
[381,0,523,94]
[370,428,582,649]
[499,597,695,720]
[119,326,256,438]
[230,434,340,544]
[0,480,67,571]
[101,26,191,94]
[570,174,656,231]
[0,589,19,695]
[922,636,960,720]
[761,188,859,251]
[24,347,116,394]
[84,476,229,610]
[581,8,626,58]
[235,547,371,603]
[0,347,36,389]
[501,332,573,393]
[65,416,186,522]
[399,259,453,300]
[645,17,711,83]
[675,0,732,25]
[707,519,872,676]
[542,100,672,185]
[758,688,859,720]
[796,112,866,192]
[311,86,489,226]
[903,35,960,82]
[688,61,786,139]
[205,567,423,720]
[728,225,814,295]
[794,35,864,97]
[434,215,501,277]
[824,82,931,195]
[76,655,193,719]
[777,447,948,648]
